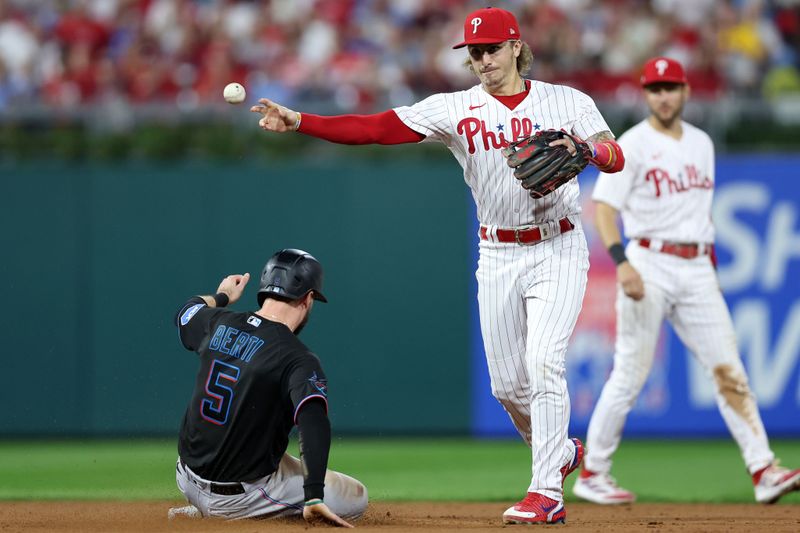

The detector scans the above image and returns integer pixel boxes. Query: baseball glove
[503,129,592,199]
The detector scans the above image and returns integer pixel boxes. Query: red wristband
[590,140,625,172]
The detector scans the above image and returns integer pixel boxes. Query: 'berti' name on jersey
[175,297,328,482]
[206,322,265,362]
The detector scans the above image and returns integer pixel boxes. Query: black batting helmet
[257,249,328,305]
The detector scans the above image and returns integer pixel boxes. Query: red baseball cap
[640,57,688,86]
[453,7,521,49]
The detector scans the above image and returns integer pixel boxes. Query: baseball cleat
[501,438,583,524]
[167,505,201,520]
[560,437,584,487]
[573,470,636,504]
[753,463,800,504]
[503,492,565,525]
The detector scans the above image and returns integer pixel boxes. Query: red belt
[480,217,574,245]
[638,238,713,259]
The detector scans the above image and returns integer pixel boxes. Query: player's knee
[492,392,527,419]
[339,480,368,521]
[490,380,531,405]
[324,471,368,521]
[713,364,754,405]
[347,479,369,520]
[490,386,509,403]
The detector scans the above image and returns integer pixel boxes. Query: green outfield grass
[0,438,798,503]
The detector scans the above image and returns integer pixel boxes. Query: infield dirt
[2,501,799,532]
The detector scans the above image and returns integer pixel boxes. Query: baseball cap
[453,7,521,49]
[640,57,688,87]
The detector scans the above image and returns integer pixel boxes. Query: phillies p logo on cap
[471,17,482,34]
[453,7,521,49]
[640,56,688,86]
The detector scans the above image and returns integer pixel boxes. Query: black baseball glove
[502,129,592,199]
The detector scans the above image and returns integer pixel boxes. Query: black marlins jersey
[175,297,328,482]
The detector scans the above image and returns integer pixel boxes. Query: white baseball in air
[223,82,246,104]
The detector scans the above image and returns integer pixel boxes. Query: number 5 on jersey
[201,360,240,425]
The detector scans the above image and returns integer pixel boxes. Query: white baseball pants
[476,220,589,501]
[584,242,774,475]
[175,454,368,520]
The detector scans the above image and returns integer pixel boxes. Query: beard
[656,108,680,125]
[480,69,503,89]
[651,100,684,128]
[293,314,310,336]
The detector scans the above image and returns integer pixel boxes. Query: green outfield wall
[0,158,472,435]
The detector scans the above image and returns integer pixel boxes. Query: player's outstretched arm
[250,98,300,133]
[303,501,354,528]
[250,103,424,145]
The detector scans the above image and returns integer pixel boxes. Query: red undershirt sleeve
[297,110,426,145]
[589,139,625,173]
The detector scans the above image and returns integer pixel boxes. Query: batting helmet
[257,249,328,305]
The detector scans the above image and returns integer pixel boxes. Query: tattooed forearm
[588,130,615,143]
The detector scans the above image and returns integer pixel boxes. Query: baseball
[223,82,246,104]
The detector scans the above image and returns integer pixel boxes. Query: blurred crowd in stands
[1,0,799,112]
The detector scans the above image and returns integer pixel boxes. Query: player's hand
[303,501,354,528]
[617,263,644,301]
[548,130,579,156]
[250,98,299,133]
[216,273,250,305]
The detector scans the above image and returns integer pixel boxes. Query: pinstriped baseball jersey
[395,79,609,502]
[593,119,715,243]
[393,80,610,226]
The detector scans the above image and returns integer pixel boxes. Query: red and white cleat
[503,492,565,525]
[502,438,584,524]
[560,438,584,487]
[754,463,800,504]
[573,470,636,505]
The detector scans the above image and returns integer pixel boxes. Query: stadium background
[1,0,799,515]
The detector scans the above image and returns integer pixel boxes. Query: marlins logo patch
[308,372,328,396]
[180,304,204,325]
